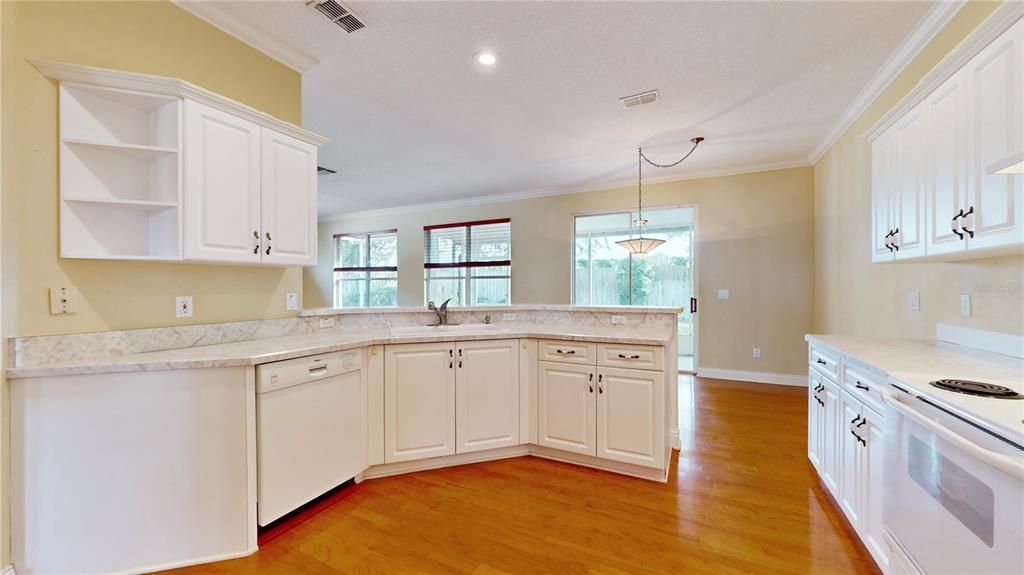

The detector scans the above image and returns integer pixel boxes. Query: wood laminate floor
[172,377,879,574]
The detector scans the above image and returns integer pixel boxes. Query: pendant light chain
[639,137,704,169]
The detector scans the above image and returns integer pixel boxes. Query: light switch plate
[718,289,730,300]
[176,296,193,319]
[752,347,761,358]
[319,317,335,329]
[610,315,625,325]
[908,291,920,311]
[49,286,77,315]
[286,292,298,311]
[960,294,971,317]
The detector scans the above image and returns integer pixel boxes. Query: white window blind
[423,218,511,306]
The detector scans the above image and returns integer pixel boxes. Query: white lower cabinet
[384,342,457,463]
[808,343,888,572]
[596,366,664,468]
[384,339,521,463]
[455,339,520,453]
[537,361,596,456]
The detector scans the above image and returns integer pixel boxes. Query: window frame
[423,218,511,306]
[333,229,399,308]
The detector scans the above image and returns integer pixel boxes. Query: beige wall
[1,1,305,338]
[311,167,816,376]
[814,1,1024,339]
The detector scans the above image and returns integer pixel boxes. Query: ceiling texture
[217,1,934,217]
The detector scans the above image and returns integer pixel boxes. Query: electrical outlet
[908,291,920,311]
[286,292,298,311]
[503,313,516,322]
[610,315,625,325]
[752,347,761,359]
[49,286,78,315]
[175,296,193,319]
[319,317,335,329]
[718,289,730,300]
[960,294,972,317]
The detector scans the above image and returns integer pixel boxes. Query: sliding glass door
[574,206,695,371]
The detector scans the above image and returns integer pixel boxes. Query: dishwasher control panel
[256,350,363,394]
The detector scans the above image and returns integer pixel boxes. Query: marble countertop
[7,325,673,379]
[299,304,684,317]
[806,334,1024,444]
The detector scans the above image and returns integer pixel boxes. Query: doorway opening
[573,206,696,372]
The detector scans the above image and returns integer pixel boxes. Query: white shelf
[62,138,177,160]
[63,197,177,211]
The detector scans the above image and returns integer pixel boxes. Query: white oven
[882,385,1024,575]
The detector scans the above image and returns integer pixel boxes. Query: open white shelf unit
[59,83,182,260]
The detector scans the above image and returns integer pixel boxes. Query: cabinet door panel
[862,407,889,571]
[893,107,927,259]
[456,340,519,454]
[384,342,456,463]
[596,367,664,469]
[807,370,823,471]
[838,394,863,527]
[871,132,896,262]
[820,378,841,494]
[260,128,317,266]
[966,20,1023,250]
[926,71,970,256]
[183,99,260,263]
[537,361,595,456]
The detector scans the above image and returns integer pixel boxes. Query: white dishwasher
[256,349,366,526]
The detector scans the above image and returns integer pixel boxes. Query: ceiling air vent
[620,89,659,109]
[308,0,365,33]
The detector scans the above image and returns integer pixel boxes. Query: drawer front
[538,340,596,365]
[809,344,840,380]
[842,363,885,415]
[597,343,664,371]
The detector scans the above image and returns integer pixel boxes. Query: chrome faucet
[427,298,452,326]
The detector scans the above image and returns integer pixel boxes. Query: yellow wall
[814,1,1024,339]
[311,167,816,376]
[1,1,304,338]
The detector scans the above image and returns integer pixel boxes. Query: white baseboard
[2,564,15,575]
[936,323,1024,359]
[697,368,807,387]
[131,547,256,575]
[528,446,668,483]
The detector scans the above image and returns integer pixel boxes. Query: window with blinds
[423,218,511,306]
[333,230,398,307]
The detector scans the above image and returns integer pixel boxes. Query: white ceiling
[219,1,934,217]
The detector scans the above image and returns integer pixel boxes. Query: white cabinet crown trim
[31,59,327,146]
[864,3,1023,142]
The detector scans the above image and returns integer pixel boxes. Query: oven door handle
[882,389,1024,480]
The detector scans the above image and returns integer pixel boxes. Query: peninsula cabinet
[869,18,1023,262]
[38,60,326,266]
[537,340,666,470]
[383,340,520,464]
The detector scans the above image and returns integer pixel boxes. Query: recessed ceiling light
[475,51,498,66]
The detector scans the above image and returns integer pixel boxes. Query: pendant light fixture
[616,137,704,256]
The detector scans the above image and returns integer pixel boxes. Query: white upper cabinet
[41,61,326,266]
[871,130,896,263]
[869,18,1023,262]
[892,107,927,260]
[183,100,262,263]
[965,19,1023,251]
[260,128,318,266]
[925,70,970,256]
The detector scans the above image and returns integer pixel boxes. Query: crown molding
[30,59,327,146]
[171,0,319,73]
[864,2,1022,142]
[808,0,967,164]
[319,159,810,223]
